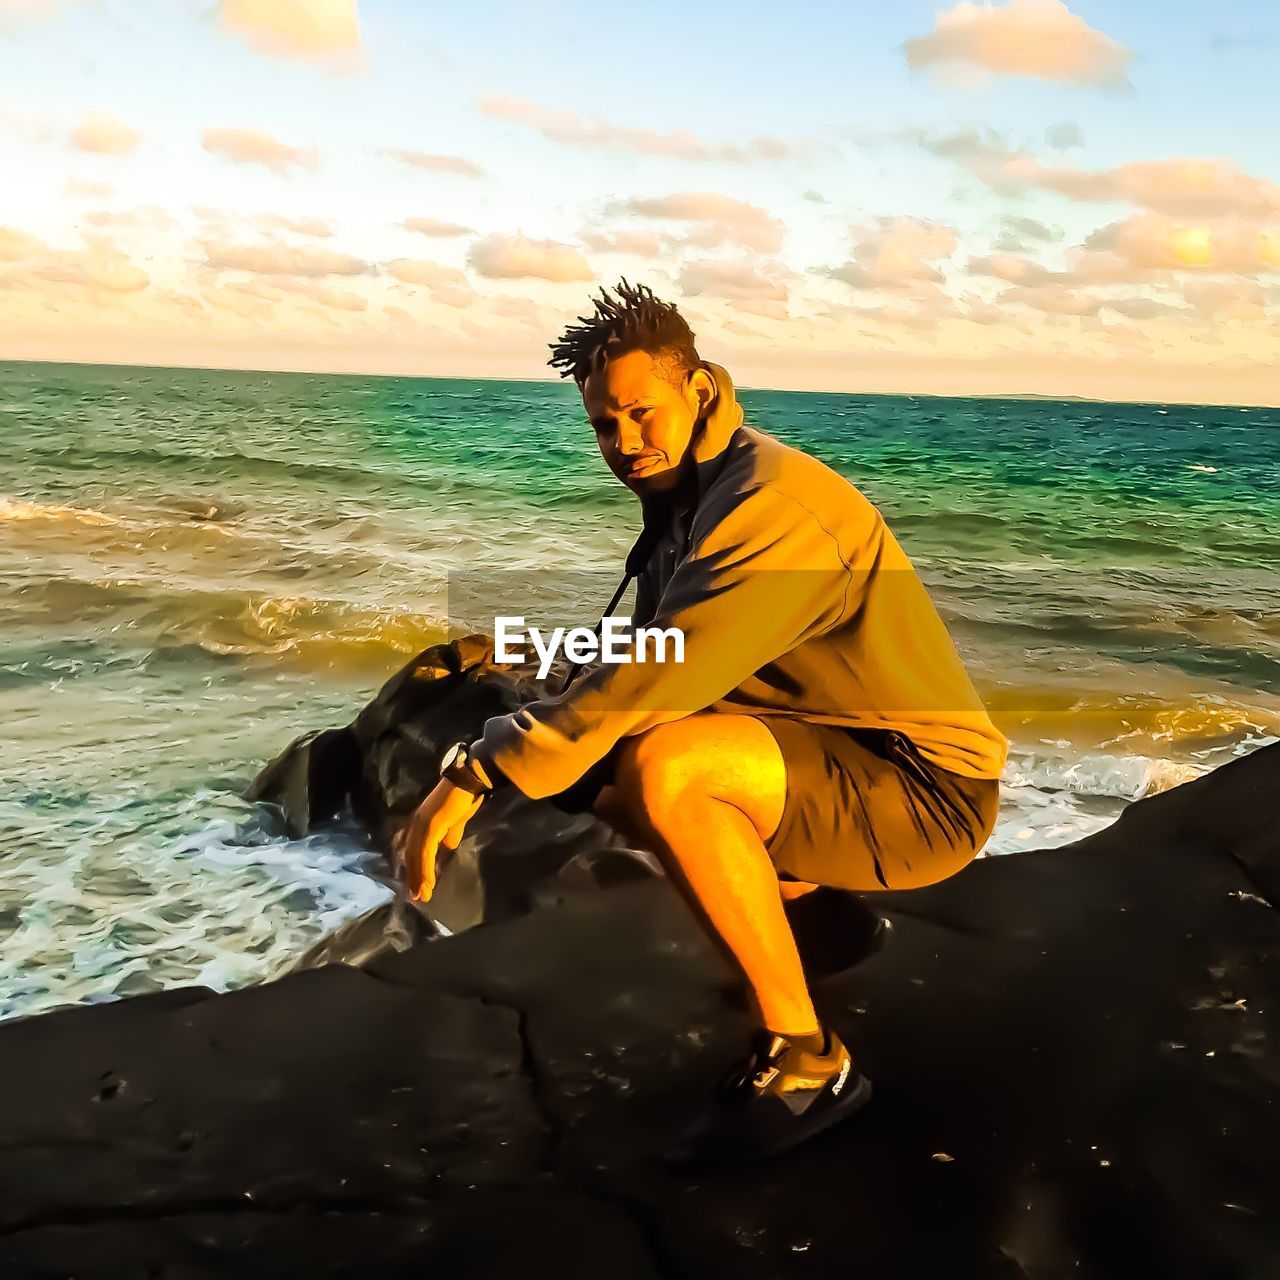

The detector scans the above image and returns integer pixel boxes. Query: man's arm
[473,483,884,800]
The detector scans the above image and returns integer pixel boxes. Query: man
[397,280,1008,1164]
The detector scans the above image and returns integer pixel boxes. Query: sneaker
[665,1026,873,1167]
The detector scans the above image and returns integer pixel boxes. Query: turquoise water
[2,361,1278,1020]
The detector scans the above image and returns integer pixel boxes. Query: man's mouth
[627,456,664,477]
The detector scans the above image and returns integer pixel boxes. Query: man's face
[581,349,707,496]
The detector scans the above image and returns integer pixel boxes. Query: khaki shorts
[758,719,1002,892]
[548,719,1001,894]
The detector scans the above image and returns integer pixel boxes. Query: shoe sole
[752,1070,874,1162]
[666,1071,874,1169]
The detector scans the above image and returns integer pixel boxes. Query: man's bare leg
[595,714,821,1038]
[778,880,821,901]
[600,787,819,903]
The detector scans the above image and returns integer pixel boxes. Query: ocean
[1,360,1277,1022]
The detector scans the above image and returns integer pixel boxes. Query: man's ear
[684,365,717,418]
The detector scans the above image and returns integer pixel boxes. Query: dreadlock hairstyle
[547,278,700,387]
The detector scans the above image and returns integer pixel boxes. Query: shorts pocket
[885,731,981,852]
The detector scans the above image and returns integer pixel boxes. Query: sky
[1,0,1278,404]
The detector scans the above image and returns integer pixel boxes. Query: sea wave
[0,497,127,526]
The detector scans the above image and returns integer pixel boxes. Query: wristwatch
[439,739,495,796]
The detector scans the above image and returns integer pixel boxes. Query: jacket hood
[689,360,744,471]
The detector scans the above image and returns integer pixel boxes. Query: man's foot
[665,1026,872,1167]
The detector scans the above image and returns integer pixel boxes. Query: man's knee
[614,719,709,817]
[612,715,787,841]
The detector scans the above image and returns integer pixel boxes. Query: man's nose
[617,420,646,455]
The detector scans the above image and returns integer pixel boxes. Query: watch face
[441,741,466,771]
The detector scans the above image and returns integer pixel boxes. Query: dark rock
[2,648,1276,1277]
[248,635,653,931]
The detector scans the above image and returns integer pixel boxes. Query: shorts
[758,719,1001,892]
[547,719,1001,894]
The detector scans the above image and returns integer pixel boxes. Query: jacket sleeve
[475,484,881,800]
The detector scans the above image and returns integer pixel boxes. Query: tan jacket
[476,362,1008,799]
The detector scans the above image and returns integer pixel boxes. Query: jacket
[473,361,1009,799]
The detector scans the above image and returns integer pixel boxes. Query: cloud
[579,228,667,257]
[70,111,142,156]
[0,227,46,260]
[80,206,176,233]
[65,177,114,199]
[827,218,958,290]
[1099,296,1185,321]
[966,252,1061,285]
[385,258,470,290]
[479,95,810,163]
[904,0,1132,89]
[270,277,368,311]
[803,189,828,204]
[920,128,1280,221]
[677,258,791,302]
[29,245,150,293]
[219,0,362,66]
[202,128,316,176]
[403,216,474,238]
[1082,212,1280,276]
[1181,280,1272,323]
[259,214,334,238]
[1044,121,1083,150]
[467,233,593,282]
[0,0,82,28]
[202,240,371,277]
[611,192,785,253]
[994,215,1061,251]
[382,149,485,179]
[998,284,1102,316]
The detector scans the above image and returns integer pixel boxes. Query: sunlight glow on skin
[580,349,716,498]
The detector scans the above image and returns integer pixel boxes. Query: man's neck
[639,452,699,523]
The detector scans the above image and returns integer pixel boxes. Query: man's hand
[392,779,484,903]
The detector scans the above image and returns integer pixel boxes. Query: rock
[1,649,1276,1277]
[248,635,654,932]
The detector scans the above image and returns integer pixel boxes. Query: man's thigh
[601,713,788,847]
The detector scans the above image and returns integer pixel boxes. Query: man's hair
[547,278,700,387]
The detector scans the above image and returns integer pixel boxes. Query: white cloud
[828,218,958,290]
[0,227,46,260]
[219,0,362,66]
[202,128,317,176]
[70,111,142,156]
[467,234,592,283]
[612,192,785,254]
[403,217,474,238]
[920,129,1280,221]
[382,150,485,179]
[65,177,114,199]
[677,258,790,302]
[479,95,811,163]
[904,0,1132,90]
[202,240,371,277]
[29,246,150,293]
[579,228,667,257]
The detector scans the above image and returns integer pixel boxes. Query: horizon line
[0,353,1273,414]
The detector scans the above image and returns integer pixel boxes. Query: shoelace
[719,1032,790,1097]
